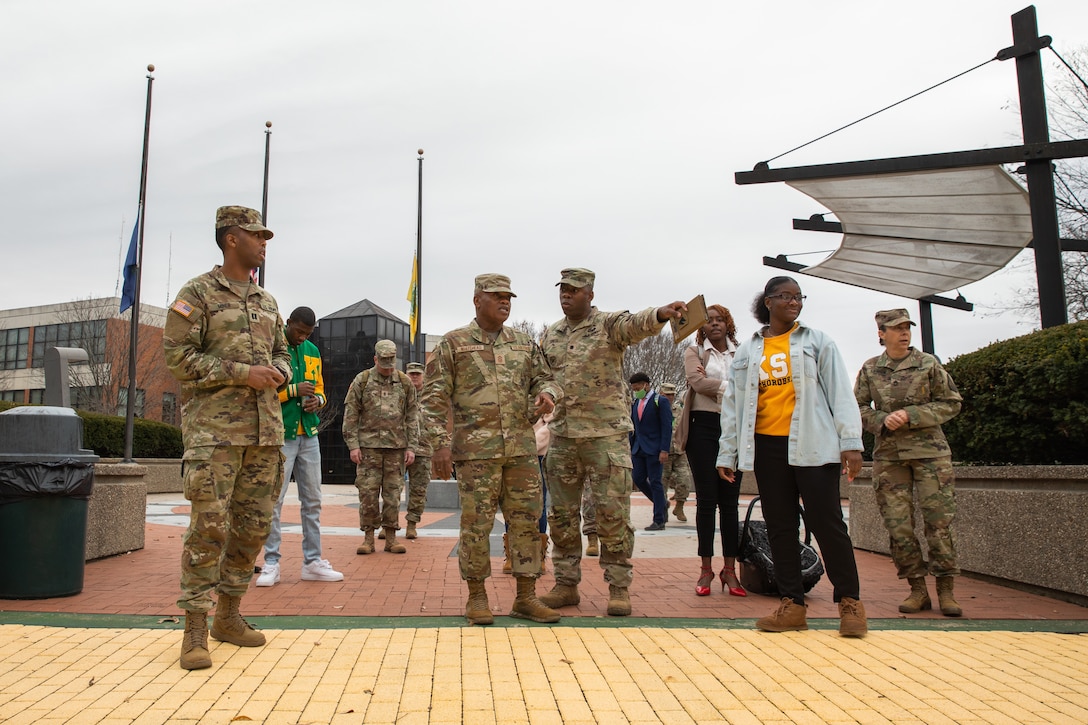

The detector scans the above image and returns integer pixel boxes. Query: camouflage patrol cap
[406,362,425,374]
[556,268,595,288]
[660,383,677,395]
[474,273,517,297]
[875,308,916,329]
[375,339,397,362]
[215,206,273,239]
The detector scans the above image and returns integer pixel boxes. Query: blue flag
[120,211,139,313]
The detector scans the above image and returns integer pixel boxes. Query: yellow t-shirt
[755,325,796,436]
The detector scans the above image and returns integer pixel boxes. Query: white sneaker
[256,561,280,587]
[301,559,344,582]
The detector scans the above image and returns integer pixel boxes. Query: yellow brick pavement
[1,624,1087,724]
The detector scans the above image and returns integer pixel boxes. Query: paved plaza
[1,486,1085,723]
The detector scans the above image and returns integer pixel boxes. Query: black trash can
[0,406,99,599]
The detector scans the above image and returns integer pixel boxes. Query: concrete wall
[849,465,1088,599]
[87,463,147,560]
[100,458,182,493]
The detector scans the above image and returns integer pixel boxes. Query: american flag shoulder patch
[171,299,195,318]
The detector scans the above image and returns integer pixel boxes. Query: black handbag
[737,496,824,596]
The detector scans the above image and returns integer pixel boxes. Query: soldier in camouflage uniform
[164,205,291,671]
[538,268,686,616]
[659,383,692,522]
[854,308,964,616]
[404,361,432,539]
[343,339,418,555]
[421,274,563,625]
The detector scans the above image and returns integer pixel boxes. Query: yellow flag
[407,253,419,343]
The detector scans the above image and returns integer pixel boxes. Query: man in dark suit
[629,372,673,531]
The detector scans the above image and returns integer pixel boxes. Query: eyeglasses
[767,293,806,303]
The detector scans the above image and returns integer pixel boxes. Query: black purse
[737,496,824,595]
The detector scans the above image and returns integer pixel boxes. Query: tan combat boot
[510,576,561,623]
[502,533,513,575]
[539,533,550,574]
[465,580,494,625]
[210,593,265,647]
[406,521,418,539]
[607,584,631,617]
[585,533,599,557]
[899,577,932,613]
[384,527,406,554]
[357,530,375,555]
[672,501,687,522]
[936,577,963,617]
[539,583,580,608]
[838,597,868,637]
[756,597,808,632]
[179,611,212,670]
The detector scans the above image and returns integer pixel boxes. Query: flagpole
[259,120,272,286]
[122,64,155,462]
[415,148,424,363]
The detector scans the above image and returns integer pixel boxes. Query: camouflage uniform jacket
[854,347,962,461]
[421,319,561,461]
[540,306,665,438]
[163,266,291,450]
[410,395,435,457]
[342,368,419,451]
[669,398,684,453]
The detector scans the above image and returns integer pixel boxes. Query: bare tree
[509,318,547,343]
[53,297,171,417]
[622,328,691,392]
[1002,47,1088,321]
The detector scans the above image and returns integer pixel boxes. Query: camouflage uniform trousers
[873,456,960,579]
[354,448,405,532]
[179,444,284,613]
[405,455,432,524]
[546,433,635,589]
[662,452,692,503]
[581,479,597,535]
[457,455,543,580]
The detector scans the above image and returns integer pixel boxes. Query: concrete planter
[88,462,147,561]
[849,465,1088,600]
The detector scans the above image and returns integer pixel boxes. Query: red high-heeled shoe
[721,567,747,597]
[696,566,714,596]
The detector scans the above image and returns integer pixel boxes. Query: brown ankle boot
[406,521,418,539]
[465,580,493,625]
[502,533,512,575]
[936,577,963,617]
[210,593,265,647]
[510,577,561,623]
[838,597,868,637]
[672,501,687,522]
[607,584,631,617]
[180,611,212,670]
[756,597,808,632]
[384,528,406,554]
[357,530,375,555]
[899,577,932,613]
[585,533,599,557]
[539,583,580,608]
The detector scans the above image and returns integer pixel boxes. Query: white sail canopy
[786,165,1032,298]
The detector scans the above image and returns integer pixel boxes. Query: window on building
[1,327,29,370]
[28,389,44,404]
[116,388,145,418]
[162,392,178,426]
[0,390,23,402]
[31,320,107,367]
[73,386,103,411]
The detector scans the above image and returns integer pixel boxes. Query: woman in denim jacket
[715,276,868,637]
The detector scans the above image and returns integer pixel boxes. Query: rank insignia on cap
[171,299,195,318]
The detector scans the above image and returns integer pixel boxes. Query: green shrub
[943,320,1088,465]
[0,401,182,458]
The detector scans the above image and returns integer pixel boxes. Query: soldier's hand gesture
[248,365,286,390]
[656,301,687,322]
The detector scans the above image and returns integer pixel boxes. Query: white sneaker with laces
[301,559,344,582]
[255,561,280,587]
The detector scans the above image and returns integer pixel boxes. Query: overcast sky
[3,0,1086,374]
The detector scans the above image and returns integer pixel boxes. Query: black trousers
[685,411,741,558]
[753,434,860,605]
